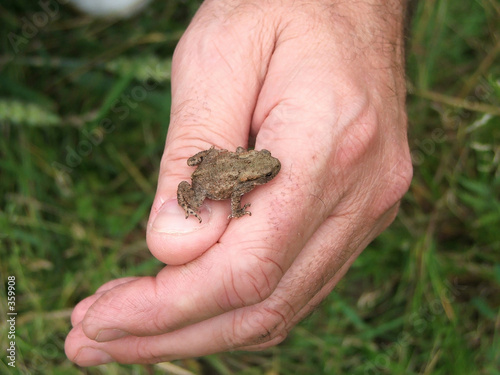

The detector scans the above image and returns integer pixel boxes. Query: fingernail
[95,328,128,342]
[151,199,208,233]
[74,347,114,366]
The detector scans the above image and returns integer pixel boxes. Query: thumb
[146,5,273,265]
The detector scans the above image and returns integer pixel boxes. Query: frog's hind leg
[229,194,251,219]
[177,181,204,222]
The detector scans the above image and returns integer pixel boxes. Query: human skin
[65,0,412,366]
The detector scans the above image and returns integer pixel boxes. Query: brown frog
[177,146,281,222]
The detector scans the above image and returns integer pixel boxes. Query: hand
[65,0,412,365]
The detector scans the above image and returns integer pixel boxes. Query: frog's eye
[266,172,273,178]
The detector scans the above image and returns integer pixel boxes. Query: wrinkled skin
[65,0,412,366]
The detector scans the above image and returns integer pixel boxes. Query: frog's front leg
[229,193,251,219]
[177,181,204,222]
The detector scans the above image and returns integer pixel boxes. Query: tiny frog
[177,146,281,222]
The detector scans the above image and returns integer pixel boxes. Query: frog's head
[239,149,281,185]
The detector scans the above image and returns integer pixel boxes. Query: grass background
[0,0,499,374]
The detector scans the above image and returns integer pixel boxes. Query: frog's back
[191,150,241,200]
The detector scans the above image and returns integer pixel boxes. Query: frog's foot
[184,207,202,223]
[228,203,251,219]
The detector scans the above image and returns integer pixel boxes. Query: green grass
[1,0,499,374]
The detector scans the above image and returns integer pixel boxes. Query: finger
[78,183,394,345]
[239,208,400,351]
[66,205,397,366]
[70,278,140,327]
[209,203,402,353]
[81,161,332,342]
[94,277,141,294]
[146,2,276,265]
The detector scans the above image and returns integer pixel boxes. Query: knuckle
[225,306,289,349]
[225,252,284,307]
[376,147,413,215]
[333,97,413,219]
[335,109,380,172]
[391,153,413,198]
[135,339,159,363]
